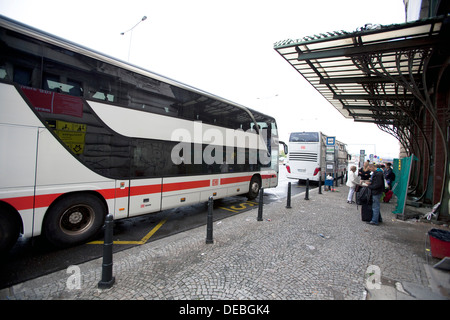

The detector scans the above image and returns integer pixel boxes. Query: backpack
[356,186,372,205]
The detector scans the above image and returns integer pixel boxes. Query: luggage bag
[361,203,372,222]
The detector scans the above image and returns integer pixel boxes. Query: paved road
[0,165,308,288]
[4,182,447,303]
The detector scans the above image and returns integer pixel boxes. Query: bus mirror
[280,141,288,155]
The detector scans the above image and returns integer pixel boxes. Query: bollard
[318,175,322,194]
[206,196,214,244]
[305,178,310,200]
[98,214,115,289]
[257,188,264,221]
[286,182,292,209]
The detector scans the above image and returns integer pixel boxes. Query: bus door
[262,123,280,188]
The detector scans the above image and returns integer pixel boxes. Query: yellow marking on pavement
[219,206,239,213]
[220,201,258,213]
[88,219,167,245]
[89,199,257,245]
[139,219,167,244]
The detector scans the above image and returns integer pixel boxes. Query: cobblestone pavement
[2,185,448,300]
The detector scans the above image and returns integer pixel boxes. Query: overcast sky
[0,0,407,159]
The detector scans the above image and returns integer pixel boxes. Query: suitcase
[383,190,393,203]
[361,203,372,222]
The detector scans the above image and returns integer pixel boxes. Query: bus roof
[0,14,275,124]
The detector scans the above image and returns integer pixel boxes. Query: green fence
[392,155,417,215]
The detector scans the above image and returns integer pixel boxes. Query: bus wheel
[0,207,20,253]
[43,193,106,248]
[247,175,261,200]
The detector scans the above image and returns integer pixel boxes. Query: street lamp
[120,16,147,61]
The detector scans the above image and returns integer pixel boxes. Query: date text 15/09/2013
[179,304,270,317]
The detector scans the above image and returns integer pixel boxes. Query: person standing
[384,162,395,190]
[358,160,371,182]
[367,164,385,225]
[346,166,359,203]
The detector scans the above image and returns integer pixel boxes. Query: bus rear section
[286,132,322,182]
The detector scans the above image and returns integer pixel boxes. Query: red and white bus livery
[0,16,282,251]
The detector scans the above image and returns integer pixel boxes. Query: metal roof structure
[274,16,448,152]
[274,15,450,218]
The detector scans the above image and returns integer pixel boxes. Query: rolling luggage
[361,203,372,222]
[383,190,393,203]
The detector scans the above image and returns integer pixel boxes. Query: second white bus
[286,131,348,183]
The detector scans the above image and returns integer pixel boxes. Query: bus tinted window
[289,132,319,142]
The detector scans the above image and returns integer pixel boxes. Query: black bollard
[257,187,264,221]
[305,178,310,200]
[286,182,292,209]
[206,196,214,244]
[98,214,115,289]
[318,175,322,194]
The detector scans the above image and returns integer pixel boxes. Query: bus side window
[13,66,32,86]
[43,73,83,97]
[0,66,6,79]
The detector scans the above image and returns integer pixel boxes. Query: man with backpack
[367,164,386,225]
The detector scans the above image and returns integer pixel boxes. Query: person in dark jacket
[384,162,395,190]
[358,160,371,182]
[367,164,385,225]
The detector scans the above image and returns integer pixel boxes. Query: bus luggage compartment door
[128,178,162,217]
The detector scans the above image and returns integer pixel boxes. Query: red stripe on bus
[97,188,116,200]
[130,184,162,196]
[1,175,270,211]
[2,196,34,211]
[2,193,64,210]
[162,180,210,192]
[34,193,64,208]
[115,187,129,198]
[220,176,251,185]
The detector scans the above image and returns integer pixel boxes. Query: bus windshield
[289,132,319,142]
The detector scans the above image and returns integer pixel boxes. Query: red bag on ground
[383,190,393,203]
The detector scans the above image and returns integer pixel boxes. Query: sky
[0,0,407,159]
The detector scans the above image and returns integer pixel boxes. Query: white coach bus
[0,16,284,251]
[286,131,348,183]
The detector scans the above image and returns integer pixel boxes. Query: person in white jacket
[346,166,359,203]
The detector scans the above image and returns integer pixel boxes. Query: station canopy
[273,16,448,135]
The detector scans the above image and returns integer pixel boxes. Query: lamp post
[120,16,147,62]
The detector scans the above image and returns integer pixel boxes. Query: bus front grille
[289,152,317,162]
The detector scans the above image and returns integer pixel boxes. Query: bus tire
[43,193,106,248]
[0,207,20,253]
[247,175,261,200]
